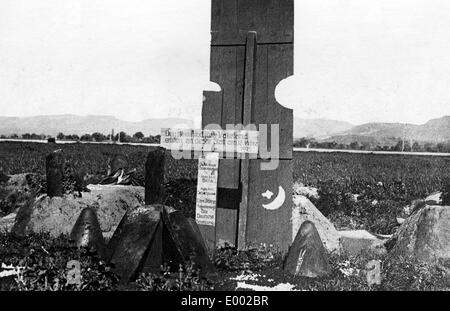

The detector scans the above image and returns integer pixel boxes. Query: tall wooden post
[237,31,257,250]
[46,150,64,197]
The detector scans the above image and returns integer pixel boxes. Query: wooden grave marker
[203,0,294,253]
[162,0,294,254]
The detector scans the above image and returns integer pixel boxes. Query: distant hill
[293,118,353,139]
[411,116,450,142]
[0,115,194,137]
[322,116,450,146]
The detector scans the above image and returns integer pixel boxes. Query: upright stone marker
[201,0,294,253]
[145,147,166,205]
[70,207,107,258]
[46,150,64,197]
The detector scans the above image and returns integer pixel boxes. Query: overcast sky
[0,0,449,125]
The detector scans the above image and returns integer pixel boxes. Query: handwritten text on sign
[161,128,259,154]
[195,152,219,226]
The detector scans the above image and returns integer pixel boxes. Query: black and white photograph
[0,0,449,297]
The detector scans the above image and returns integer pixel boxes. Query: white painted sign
[195,152,220,226]
[161,128,259,154]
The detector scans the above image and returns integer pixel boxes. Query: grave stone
[46,150,64,197]
[145,147,166,205]
[284,221,330,278]
[107,205,162,283]
[107,204,215,283]
[70,207,106,258]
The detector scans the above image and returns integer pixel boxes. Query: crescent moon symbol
[262,185,285,210]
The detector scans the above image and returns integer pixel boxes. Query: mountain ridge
[322,116,450,145]
[0,114,449,145]
[0,115,194,137]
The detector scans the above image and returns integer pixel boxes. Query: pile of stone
[286,189,449,279]
[1,180,215,283]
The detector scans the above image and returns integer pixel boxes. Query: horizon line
[0,113,449,127]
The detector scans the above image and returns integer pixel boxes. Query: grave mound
[11,184,145,238]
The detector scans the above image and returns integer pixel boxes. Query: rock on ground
[424,192,442,205]
[339,230,387,256]
[292,195,341,253]
[293,182,319,200]
[388,204,450,269]
[12,184,145,238]
[0,213,16,232]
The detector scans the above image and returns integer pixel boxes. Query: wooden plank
[253,44,268,157]
[208,45,245,189]
[266,43,293,160]
[237,32,257,250]
[217,159,238,188]
[211,0,294,45]
[245,159,293,253]
[202,44,244,249]
[211,0,239,43]
[251,43,293,160]
[202,90,222,127]
[242,32,256,126]
[205,0,295,254]
[215,207,238,247]
[234,46,245,129]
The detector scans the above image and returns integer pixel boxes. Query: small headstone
[107,205,162,283]
[46,150,64,197]
[366,259,382,287]
[70,207,106,258]
[162,206,217,278]
[284,220,330,278]
[73,168,87,196]
[292,195,341,253]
